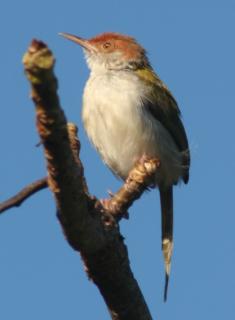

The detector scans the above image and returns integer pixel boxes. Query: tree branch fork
[0,39,162,320]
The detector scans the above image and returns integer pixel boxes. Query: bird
[60,31,190,301]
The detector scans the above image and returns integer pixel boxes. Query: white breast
[82,70,182,186]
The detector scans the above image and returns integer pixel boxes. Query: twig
[0,177,47,214]
[104,158,160,221]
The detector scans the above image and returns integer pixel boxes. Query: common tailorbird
[60,32,190,301]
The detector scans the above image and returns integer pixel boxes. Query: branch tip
[29,39,48,53]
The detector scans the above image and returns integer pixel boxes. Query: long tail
[159,186,173,302]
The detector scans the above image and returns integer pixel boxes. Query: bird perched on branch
[60,31,190,301]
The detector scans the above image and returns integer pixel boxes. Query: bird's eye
[103,42,111,49]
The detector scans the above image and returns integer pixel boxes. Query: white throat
[84,50,132,73]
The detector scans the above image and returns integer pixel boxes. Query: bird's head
[60,32,150,72]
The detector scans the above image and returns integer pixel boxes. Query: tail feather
[159,186,173,302]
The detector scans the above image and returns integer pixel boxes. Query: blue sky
[1,0,234,319]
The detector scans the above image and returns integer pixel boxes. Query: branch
[0,158,159,217]
[22,39,157,319]
[0,177,47,214]
[104,158,160,221]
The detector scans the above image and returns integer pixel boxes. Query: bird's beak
[59,32,96,53]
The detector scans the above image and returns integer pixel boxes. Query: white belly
[82,71,183,186]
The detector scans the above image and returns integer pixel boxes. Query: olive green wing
[145,76,190,183]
